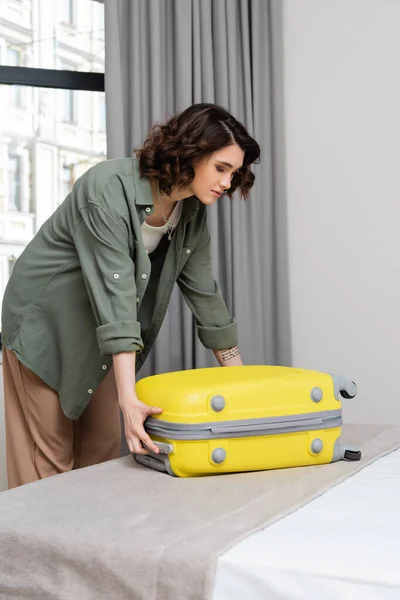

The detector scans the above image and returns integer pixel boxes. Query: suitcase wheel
[331,375,358,400]
[344,449,362,461]
[340,381,358,399]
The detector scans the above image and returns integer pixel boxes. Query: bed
[214,446,400,600]
[0,423,399,600]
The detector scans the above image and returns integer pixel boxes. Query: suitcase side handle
[142,441,173,455]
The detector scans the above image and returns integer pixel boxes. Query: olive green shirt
[1,158,238,419]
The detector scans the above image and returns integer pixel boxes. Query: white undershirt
[140,201,182,254]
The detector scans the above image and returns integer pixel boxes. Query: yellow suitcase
[134,365,361,477]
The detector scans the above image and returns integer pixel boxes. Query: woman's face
[188,144,245,205]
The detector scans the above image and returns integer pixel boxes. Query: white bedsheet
[214,448,400,600]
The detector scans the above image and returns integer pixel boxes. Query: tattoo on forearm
[220,346,240,362]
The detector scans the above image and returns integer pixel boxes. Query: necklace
[157,186,181,241]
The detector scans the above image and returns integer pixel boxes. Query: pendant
[168,230,173,241]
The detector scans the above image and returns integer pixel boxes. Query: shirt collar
[182,196,199,223]
[132,158,154,206]
[132,157,199,222]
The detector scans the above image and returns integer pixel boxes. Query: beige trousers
[3,347,121,489]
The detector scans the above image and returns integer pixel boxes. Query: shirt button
[113,273,119,279]
[145,207,152,213]
[88,389,93,394]
[136,297,140,303]
[186,249,191,254]
[102,365,107,370]
[141,274,147,279]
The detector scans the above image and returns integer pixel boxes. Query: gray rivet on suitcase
[311,438,324,454]
[211,448,226,464]
[310,387,323,402]
[211,395,225,411]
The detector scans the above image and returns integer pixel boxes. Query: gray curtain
[104,0,291,379]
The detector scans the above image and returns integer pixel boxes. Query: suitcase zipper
[144,410,342,441]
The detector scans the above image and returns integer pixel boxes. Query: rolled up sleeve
[73,200,143,356]
[177,218,238,350]
[96,320,142,355]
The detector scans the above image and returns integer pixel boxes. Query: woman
[1,103,260,488]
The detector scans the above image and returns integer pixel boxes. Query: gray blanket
[0,423,399,600]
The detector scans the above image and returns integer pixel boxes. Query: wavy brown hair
[135,103,260,198]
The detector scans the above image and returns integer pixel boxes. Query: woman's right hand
[119,395,163,455]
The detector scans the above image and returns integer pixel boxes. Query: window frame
[0,66,104,92]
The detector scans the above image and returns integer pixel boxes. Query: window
[6,48,20,67]
[0,0,105,307]
[8,155,22,212]
[61,164,73,202]
[62,0,75,25]
[6,47,23,107]
[63,89,75,123]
